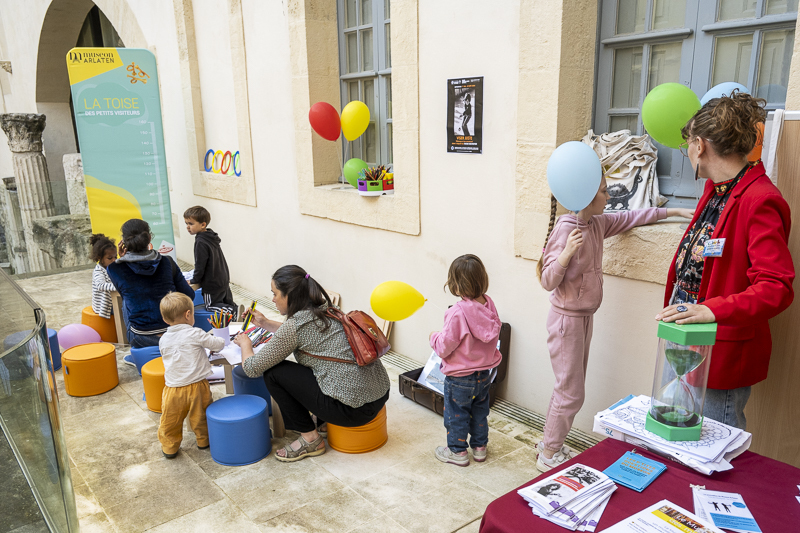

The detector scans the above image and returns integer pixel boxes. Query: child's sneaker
[472,446,487,462]
[536,450,568,472]
[537,441,574,458]
[123,354,136,367]
[435,446,470,467]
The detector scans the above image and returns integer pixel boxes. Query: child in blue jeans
[430,254,502,466]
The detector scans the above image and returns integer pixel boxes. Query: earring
[694,162,700,181]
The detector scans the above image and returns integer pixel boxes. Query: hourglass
[645,322,717,441]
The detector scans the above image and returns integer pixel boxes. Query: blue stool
[3,329,60,371]
[232,365,272,415]
[206,395,271,466]
[193,288,204,306]
[194,306,214,332]
[47,329,61,371]
[131,346,161,376]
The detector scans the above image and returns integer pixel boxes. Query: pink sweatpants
[542,308,594,454]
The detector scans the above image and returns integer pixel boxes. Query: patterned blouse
[241,305,390,408]
[674,165,750,301]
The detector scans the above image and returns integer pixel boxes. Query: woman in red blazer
[655,92,794,430]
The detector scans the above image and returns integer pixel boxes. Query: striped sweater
[91,264,115,319]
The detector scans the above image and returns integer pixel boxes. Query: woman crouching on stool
[234,265,390,461]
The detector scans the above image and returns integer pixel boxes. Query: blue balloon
[546,141,602,212]
[700,82,748,106]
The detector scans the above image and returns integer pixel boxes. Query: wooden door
[744,117,800,468]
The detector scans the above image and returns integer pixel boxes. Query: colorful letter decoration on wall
[66,48,176,259]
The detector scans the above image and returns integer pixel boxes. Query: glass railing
[0,269,78,532]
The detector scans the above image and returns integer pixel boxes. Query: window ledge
[314,183,396,198]
[602,217,686,285]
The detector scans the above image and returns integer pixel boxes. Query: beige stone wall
[785,14,800,110]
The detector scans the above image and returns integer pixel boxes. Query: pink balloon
[57,324,101,350]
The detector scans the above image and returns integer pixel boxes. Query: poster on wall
[66,48,176,260]
[446,76,483,154]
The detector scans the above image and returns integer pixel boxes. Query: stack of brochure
[517,464,616,531]
[603,451,666,492]
[593,395,752,475]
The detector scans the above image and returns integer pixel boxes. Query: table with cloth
[480,438,800,532]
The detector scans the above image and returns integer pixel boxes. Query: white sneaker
[536,450,569,472]
[537,441,574,458]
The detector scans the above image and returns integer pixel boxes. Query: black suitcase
[398,322,511,415]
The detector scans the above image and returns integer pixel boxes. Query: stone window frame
[287,0,420,235]
[513,0,686,285]
[172,0,257,207]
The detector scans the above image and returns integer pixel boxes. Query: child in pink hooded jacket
[430,254,502,467]
[535,178,693,472]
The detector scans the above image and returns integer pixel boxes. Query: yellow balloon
[341,101,370,141]
[370,281,425,322]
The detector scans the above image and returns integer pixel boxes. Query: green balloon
[641,83,701,149]
[343,158,369,188]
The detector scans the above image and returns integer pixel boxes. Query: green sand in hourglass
[652,348,706,428]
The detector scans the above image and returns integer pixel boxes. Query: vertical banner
[447,76,483,154]
[66,48,176,259]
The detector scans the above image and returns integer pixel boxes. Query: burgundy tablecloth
[480,438,800,532]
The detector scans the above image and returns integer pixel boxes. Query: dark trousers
[443,370,491,453]
[263,360,389,433]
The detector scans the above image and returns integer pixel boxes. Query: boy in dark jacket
[183,206,236,316]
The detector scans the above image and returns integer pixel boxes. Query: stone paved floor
[13,269,562,533]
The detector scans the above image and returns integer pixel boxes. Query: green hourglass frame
[645,322,717,441]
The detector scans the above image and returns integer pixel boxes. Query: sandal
[276,434,326,462]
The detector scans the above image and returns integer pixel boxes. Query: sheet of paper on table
[182,269,194,281]
[593,395,752,475]
[207,324,243,365]
[603,499,723,532]
[692,488,762,533]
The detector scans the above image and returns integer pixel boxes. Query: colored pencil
[241,300,257,331]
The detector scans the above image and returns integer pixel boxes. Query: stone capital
[1,113,47,153]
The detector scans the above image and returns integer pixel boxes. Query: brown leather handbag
[302,308,390,366]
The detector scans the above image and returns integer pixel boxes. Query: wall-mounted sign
[66,48,176,259]
[447,76,483,154]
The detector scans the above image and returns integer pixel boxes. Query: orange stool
[62,343,119,397]
[142,357,166,413]
[80,306,117,343]
[327,406,388,454]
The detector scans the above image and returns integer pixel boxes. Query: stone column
[63,153,89,215]
[1,114,57,272]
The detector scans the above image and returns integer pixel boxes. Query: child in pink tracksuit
[430,254,502,467]
[536,179,692,471]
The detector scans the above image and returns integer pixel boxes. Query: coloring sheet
[596,395,743,463]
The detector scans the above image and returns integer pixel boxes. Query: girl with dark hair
[656,91,795,430]
[107,219,195,352]
[235,265,390,462]
[89,234,117,319]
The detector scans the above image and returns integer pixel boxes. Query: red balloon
[308,102,341,141]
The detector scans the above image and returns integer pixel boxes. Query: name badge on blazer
[703,238,726,258]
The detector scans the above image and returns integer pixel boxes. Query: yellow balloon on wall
[370,281,425,322]
[341,101,370,141]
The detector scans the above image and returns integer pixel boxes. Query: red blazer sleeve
[704,193,795,325]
